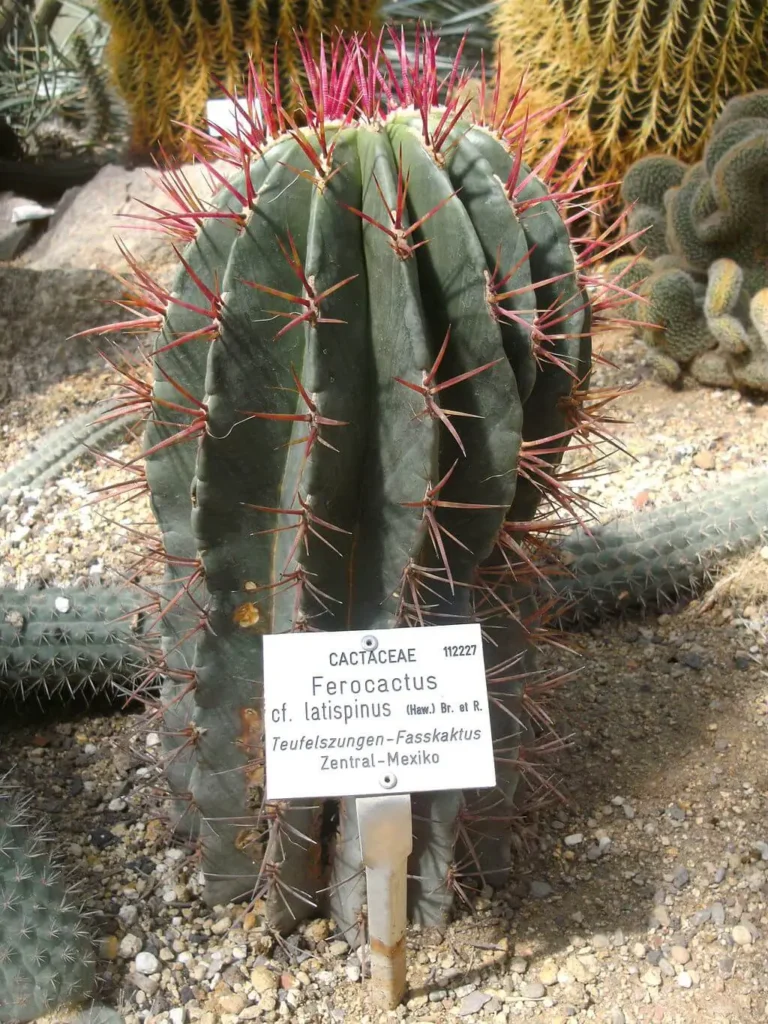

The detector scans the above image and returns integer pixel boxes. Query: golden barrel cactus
[97,0,380,155]
[492,0,768,192]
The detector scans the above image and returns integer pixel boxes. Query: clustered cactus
[0,779,96,1022]
[492,0,768,200]
[97,0,378,155]
[609,91,768,392]
[80,28,632,938]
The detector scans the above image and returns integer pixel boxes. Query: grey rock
[659,957,676,978]
[672,866,690,889]
[521,982,546,1000]
[718,956,735,978]
[458,990,491,1015]
[689,908,711,928]
[711,902,726,926]
[529,880,553,899]
[610,1011,626,1024]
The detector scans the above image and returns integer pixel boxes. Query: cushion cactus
[608,91,768,392]
[87,28,632,938]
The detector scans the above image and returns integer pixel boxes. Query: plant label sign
[263,623,496,800]
[205,96,261,137]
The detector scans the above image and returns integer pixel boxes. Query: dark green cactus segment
[444,128,537,405]
[460,125,586,520]
[391,120,523,585]
[550,471,768,620]
[347,129,438,631]
[459,598,531,884]
[0,586,147,706]
[273,131,370,635]
[188,147,320,909]
[0,785,96,1022]
[146,171,249,835]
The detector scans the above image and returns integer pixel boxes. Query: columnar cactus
[0,586,149,707]
[0,781,96,1022]
[91,29,630,938]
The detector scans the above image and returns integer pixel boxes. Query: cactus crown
[89,27,632,938]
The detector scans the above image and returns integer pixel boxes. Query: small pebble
[732,925,753,946]
[119,934,142,958]
[521,981,546,999]
[530,880,553,899]
[134,951,160,975]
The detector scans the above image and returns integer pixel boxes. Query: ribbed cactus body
[0,787,96,1022]
[96,32,615,939]
[492,0,768,197]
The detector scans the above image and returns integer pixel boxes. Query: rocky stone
[119,934,142,958]
[732,924,753,946]
[250,966,279,995]
[539,961,559,986]
[134,951,160,975]
[671,945,691,964]
[458,991,491,1015]
[530,880,554,899]
[521,981,546,999]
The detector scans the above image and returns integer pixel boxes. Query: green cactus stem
[0,406,140,506]
[548,470,768,621]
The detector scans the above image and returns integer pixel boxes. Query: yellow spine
[492,0,768,196]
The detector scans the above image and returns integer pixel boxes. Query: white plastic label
[205,97,260,137]
[263,623,496,800]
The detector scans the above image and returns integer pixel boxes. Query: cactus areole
[94,28,630,941]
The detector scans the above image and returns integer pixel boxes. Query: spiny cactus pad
[87,28,633,939]
[0,784,96,1022]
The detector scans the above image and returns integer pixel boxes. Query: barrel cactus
[492,0,768,202]
[97,0,379,155]
[90,28,631,939]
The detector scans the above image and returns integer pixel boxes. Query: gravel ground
[2,326,768,1024]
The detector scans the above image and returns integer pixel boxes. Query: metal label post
[357,793,413,1009]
